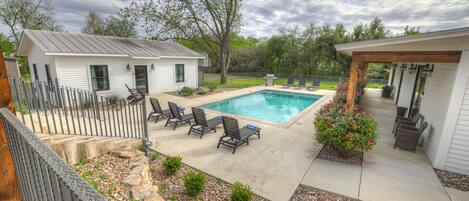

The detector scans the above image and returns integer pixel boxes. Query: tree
[403,26,421,36]
[0,33,15,56]
[82,11,105,35]
[82,11,137,38]
[125,0,242,84]
[0,0,62,46]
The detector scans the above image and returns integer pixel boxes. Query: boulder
[123,174,142,186]
[111,148,144,159]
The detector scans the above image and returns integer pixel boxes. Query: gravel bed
[150,153,269,201]
[316,145,363,166]
[290,185,354,201]
[74,153,132,200]
[165,88,237,99]
[434,169,469,191]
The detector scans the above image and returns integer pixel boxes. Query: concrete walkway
[147,86,334,201]
[301,89,450,201]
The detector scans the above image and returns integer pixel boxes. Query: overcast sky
[1,0,469,38]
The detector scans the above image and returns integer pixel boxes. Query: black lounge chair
[188,107,222,138]
[217,116,261,154]
[294,78,306,88]
[394,121,428,152]
[125,84,145,103]
[283,77,295,88]
[165,102,193,130]
[307,79,321,91]
[147,98,171,123]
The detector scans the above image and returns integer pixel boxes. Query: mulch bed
[290,185,354,201]
[434,169,469,191]
[150,153,269,201]
[165,88,237,99]
[316,145,363,166]
[74,153,132,200]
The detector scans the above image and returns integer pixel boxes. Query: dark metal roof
[19,29,203,58]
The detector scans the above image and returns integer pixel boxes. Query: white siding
[419,64,458,164]
[446,76,469,175]
[395,67,416,108]
[26,43,55,82]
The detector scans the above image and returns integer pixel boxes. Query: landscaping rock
[111,148,144,159]
[435,169,469,191]
[144,194,164,201]
[124,173,142,186]
[131,185,159,200]
[129,155,149,168]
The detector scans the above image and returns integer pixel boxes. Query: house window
[90,65,109,91]
[33,64,39,80]
[45,64,52,83]
[175,64,185,83]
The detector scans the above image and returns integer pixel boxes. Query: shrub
[150,152,159,161]
[314,100,378,158]
[162,155,182,175]
[108,95,118,105]
[231,182,253,201]
[207,84,217,92]
[180,86,193,96]
[82,99,92,109]
[183,171,206,197]
[196,87,208,95]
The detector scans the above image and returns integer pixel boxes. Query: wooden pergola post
[0,49,21,200]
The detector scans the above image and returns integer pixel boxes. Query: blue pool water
[201,90,322,124]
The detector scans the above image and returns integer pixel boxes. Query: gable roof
[17,29,204,59]
[335,26,469,55]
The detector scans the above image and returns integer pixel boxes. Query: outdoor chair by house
[125,84,145,103]
[393,113,423,136]
[306,79,321,91]
[283,77,295,88]
[394,121,429,152]
[147,98,171,123]
[396,106,408,119]
[294,78,306,89]
[217,116,261,154]
[165,102,193,130]
[188,107,223,138]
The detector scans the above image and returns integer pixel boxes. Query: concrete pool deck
[147,86,334,200]
[146,86,459,201]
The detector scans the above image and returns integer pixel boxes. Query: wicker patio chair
[217,116,261,154]
[282,77,295,88]
[306,79,321,91]
[396,106,408,119]
[165,102,193,130]
[394,121,429,152]
[187,107,223,138]
[393,113,423,136]
[147,98,171,123]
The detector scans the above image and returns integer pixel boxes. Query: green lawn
[202,74,384,90]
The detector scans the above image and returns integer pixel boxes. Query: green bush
[162,155,182,175]
[14,102,28,114]
[314,100,378,158]
[231,182,253,201]
[196,87,208,95]
[183,171,206,197]
[108,95,118,105]
[206,84,217,92]
[180,86,193,96]
[150,152,159,161]
[82,99,92,109]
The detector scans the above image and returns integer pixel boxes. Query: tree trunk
[219,44,229,84]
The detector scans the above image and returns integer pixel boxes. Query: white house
[17,29,204,96]
[336,27,469,175]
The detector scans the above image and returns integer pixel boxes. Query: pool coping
[196,88,330,128]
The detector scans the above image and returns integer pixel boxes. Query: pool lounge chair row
[283,77,321,90]
[147,98,261,154]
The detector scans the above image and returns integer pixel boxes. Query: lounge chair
[217,116,261,154]
[282,77,295,88]
[393,113,423,136]
[188,107,223,138]
[306,79,321,91]
[147,98,171,123]
[165,102,193,130]
[294,78,306,88]
[394,121,428,152]
[125,84,145,103]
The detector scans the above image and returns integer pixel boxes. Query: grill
[263,74,277,86]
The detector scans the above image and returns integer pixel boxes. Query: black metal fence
[0,107,106,200]
[9,78,148,140]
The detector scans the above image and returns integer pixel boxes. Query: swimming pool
[201,90,322,124]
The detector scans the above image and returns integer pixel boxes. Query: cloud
[1,0,468,38]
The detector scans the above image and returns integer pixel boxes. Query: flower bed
[314,81,378,160]
[290,185,354,201]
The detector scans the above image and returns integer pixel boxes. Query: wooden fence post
[0,49,21,200]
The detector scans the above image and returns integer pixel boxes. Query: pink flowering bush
[314,95,377,158]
